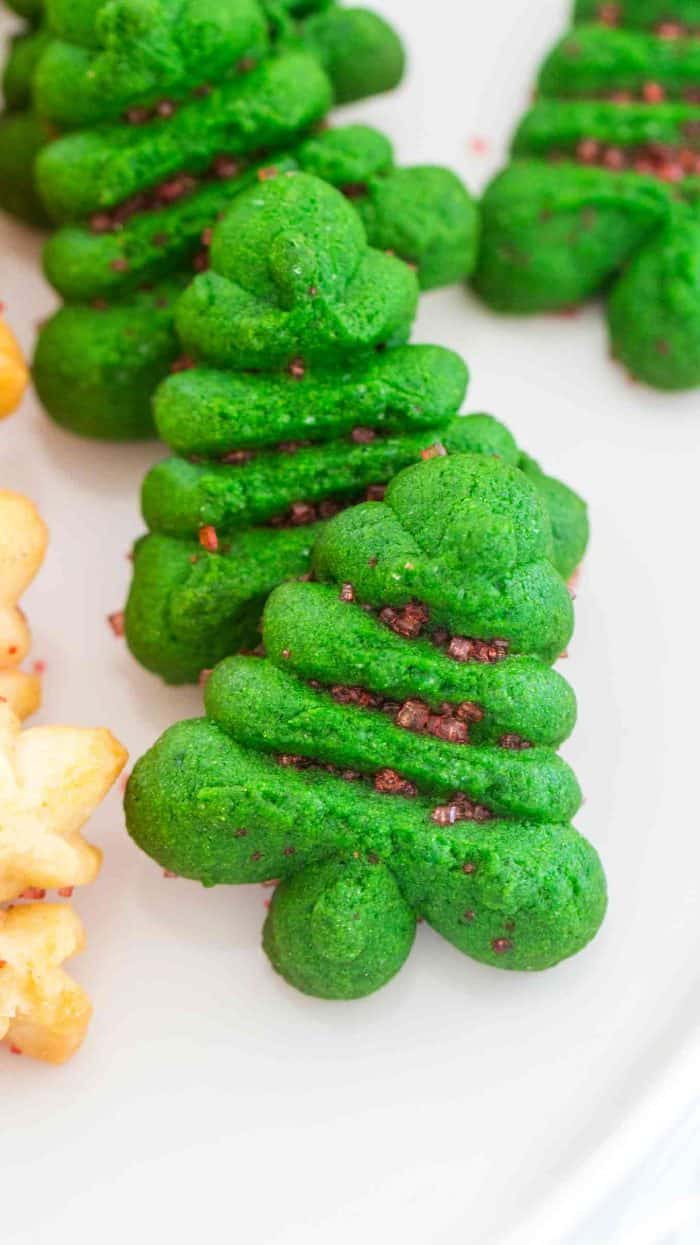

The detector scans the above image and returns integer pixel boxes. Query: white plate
[1,3,699,1242]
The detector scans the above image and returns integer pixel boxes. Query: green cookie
[473,2,700,389]
[125,452,606,1000]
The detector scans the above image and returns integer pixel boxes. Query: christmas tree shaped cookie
[126,452,606,1000]
[26,0,476,437]
[124,172,588,684]
[473,0,700,390]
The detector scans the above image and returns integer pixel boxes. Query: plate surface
[1,2,698,1243]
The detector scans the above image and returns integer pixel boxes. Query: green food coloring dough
[125,452,606,1000]
[472,1,700,389]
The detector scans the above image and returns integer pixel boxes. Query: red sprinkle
[577,138,599,163]
[656,21,683,39]
[499,733,533,751]
[491,937,513,954]
[9,1045,22,1055]
[366,484,386,502]
[221,449,254,465]
[213,155,241,179]
[396,699,431,733]
[157,175,196,204]
[456,701,484,723]
[421,442,447,461]
[427,714,469,744]
[108,611,125,637]
[126,106,151,125]
[288,357,305,380]
[373,768,418,798]
[57,887,74,898]
[19,887,46,900]
[603,147,625,170]
[90,212,113,234]
[432,804,460,826]
[598,3,620,26]
[350,426,377,444]
[288,501,316,525]
[199,525,219,553]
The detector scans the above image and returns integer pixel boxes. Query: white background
[1,2,699,1242]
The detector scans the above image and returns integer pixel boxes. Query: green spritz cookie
[125,451,606,1000]
[473,0,700,390]
[124,173,588,684]
[27,1,476,438]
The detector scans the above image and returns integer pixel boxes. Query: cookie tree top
[126,452,606,1000]
[171,168,418,371]
[140,169,421,545]
[473,0,700,390]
